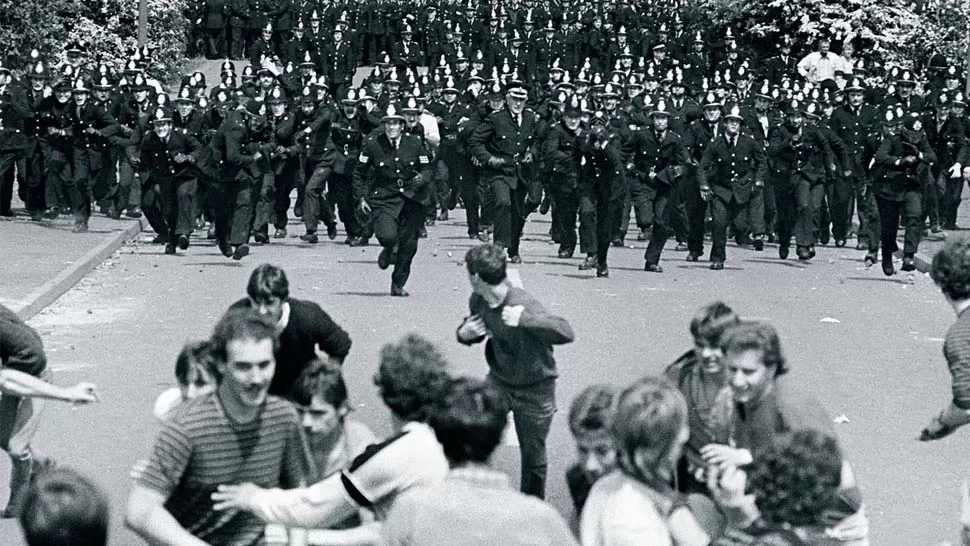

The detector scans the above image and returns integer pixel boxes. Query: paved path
[0,202,963,545]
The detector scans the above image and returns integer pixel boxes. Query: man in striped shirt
[125,308,309,546]
[922,238,970,440]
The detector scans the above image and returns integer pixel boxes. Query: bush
[1,0,190,85]
[692,0,969,73]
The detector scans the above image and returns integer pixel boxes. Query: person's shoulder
[347,422,442,473]
[287,297,325,316]
[344,419,378,454]
[264,395,300,421]
[228,297,251,311]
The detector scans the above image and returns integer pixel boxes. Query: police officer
[872,107,937,275]
[469,81,538,263]
[768,100,834,262]
[353,104,434,296]
[622,99,689,272]
[698,104,767,270]
[139,105,203,254]
[70,78,118,232]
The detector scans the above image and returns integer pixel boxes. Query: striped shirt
[945,307,970,409]
[133,393,307,546]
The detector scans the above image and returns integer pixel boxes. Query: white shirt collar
[277,302,291,332]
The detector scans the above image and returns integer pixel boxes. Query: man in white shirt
[797,38,846,85]
[210,334,451,538]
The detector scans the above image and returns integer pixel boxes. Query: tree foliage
[693,0,969,72]
[0,0,189,84]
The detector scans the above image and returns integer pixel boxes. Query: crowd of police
[1,0,969,280]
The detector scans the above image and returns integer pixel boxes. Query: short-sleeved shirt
[0,304,46,376]
[340,421,449,521]
[133,392,307,546]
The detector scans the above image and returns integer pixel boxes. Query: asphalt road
[0,208,963,545]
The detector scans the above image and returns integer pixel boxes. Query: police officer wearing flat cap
[469,81,538,263]
[353,104,434,296]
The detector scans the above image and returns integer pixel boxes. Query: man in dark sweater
[0,304,100,517]
[230,264,352,397]
[456,244,575,499]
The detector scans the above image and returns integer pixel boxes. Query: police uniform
[352,106,433,296]
[698,107,767,268]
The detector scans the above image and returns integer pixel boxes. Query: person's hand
[274,146,286,156]
[901,155,918,166]
[174,153,189,163]
[919,414,960,441]
[501,305,525,327]
[755,180,764,188]
[487,156,505,168]
[66,383,99,404]
[252,151,263,162]
[211,482,263,512]
[358,198,371,215]
[470,156,481,167]
[522,151,534,164]
[707,463,748,508]
[700,444,753,469]
[700,187,713,202]
[829,163,838,172]
[410,173,423,185]
[458,315,488,340]
[648,167,657,179]
[843,169,852,177]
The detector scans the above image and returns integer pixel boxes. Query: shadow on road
[545,273,601,281]
[331,291,392,297]
[744,258,808,269]
[844,276,914,285]
[184,261,246,267]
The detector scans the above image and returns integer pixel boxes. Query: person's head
[612,376,688,483]
[373,334,450,423]
[931,237,970,302]
[651,111,669,132]
[208,308,279,407]
[568,384,619,482]
[291,358,350,438]
[246,264,289,322]
[690,301,740,373]
[818,38,830,54]
[464,243,508,292]
[384,117,404,140]
[20,468,109,546]
[720,321,788,405]
[507,86,528,115]
[174,340,215,400]
[747,429,843,527]
[429,377,508,465]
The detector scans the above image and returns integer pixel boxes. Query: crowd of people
[5,238,970,545]
[1,0,969,293]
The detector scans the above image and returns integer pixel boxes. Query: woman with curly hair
[921,237,970,440]
[712,429,846,546]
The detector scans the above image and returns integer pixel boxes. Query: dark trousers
[684,171,707,255]
[373,197,425,288]
[22,144,46,213]
[876,192,922,258]
[941,173,965,227]
[922,174,941,229]
[68,150,94,225]
[794,178,826,247]
[44,148,71,212]
[211,179,252,245]
[456,156,481,236]
[303,164,336,234]
[630,177,661,230]
[666,175,691,244]
[579,178,614,265]
[643,183,672,265]
[826,175,854,241]
[710,194,750,262]
[486,376,556,499]
[329,173,359,238]
[115,153,140,212]
[162,178,197,238]
[206,27,226,58]
[141,183,169,236]
[491,177,528,257]
[0,153,16,214]
[610,172,631,241]
[551,186,578,253]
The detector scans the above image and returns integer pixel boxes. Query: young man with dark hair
[0,304,100,518]
[565,384,618,514]
[19,467,109,546]
[457,243,575,499]
[382,377,578,545]
[125,308,309,546]
[230,264,353,397]
[922,238,970,440]
[210,333,450,537]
